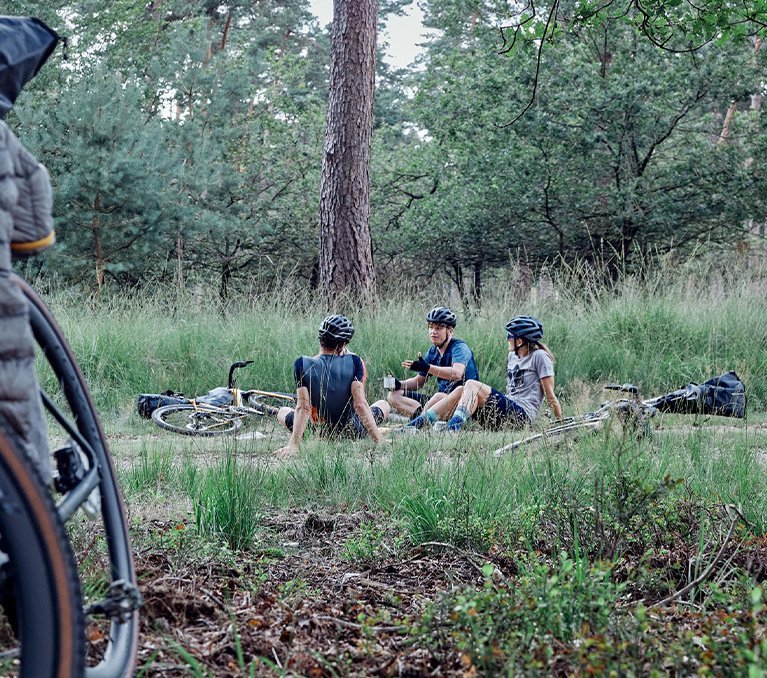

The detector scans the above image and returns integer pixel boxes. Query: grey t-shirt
[506,349,554,423]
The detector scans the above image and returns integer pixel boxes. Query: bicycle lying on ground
[150,360,296,436]
[493,373,746,457]
[0,275,140,677]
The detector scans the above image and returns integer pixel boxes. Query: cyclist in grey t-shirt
[443,315,563,431]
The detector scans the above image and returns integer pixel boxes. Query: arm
[540,376,563,421]
[351,381,382,443]
[397,372,427,391]
[425,362,465,382]
[430,341,471,382]
[276,386,310,456]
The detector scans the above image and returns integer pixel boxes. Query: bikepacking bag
[649,371,746,418]
[136,391,187,419]
[0,17,60,117]
[195,387,233,407]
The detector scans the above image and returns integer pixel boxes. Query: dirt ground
[129,510,484,676]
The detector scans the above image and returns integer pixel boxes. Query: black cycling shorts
[284,405,385,438]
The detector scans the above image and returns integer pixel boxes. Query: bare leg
[448,380,493,430]
[423,392,446,412]
[426,387,464,420]
[277,406,294,428]
[370,399,391,420]
[387,390,424,417]
[458,380,493,417]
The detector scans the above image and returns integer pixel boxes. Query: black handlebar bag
[649,371,746,419]
[0,17,59,117]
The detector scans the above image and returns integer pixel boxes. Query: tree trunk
[472,262,482,307]
[176,229,185,296]
[450,262,466,307]
[318,0,378,305]
[91,190,105,290]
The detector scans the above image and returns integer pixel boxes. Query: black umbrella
[0,16,59,117]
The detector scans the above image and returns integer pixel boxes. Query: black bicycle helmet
[318,314,355,343]
[505,315,543,343]
[426,306,457,328]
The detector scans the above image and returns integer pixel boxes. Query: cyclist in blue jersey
[386,306,478,424]
[274,314,390,458]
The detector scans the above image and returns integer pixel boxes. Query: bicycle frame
[493,383,659,458]
[17,274,139,677]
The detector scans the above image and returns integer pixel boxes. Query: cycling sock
[447,406,469,431]
[425,408,439,424]
[406,415,427,429]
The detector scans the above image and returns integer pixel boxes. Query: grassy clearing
[35,257,767,421]
[120,417,767,674]
[49,259,767,673]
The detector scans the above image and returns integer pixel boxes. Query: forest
[6,0,767,304]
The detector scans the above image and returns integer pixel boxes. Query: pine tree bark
[319,0,378,304]
[91,190,105,290]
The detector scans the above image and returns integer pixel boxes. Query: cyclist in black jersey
[274,314,390,458]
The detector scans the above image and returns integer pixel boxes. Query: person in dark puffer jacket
[0,119,56,482]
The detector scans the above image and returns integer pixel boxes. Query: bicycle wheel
[0,418,85,677]
[493,416,608,457]
[246,390,296,416]
[18,275,139,678]
[152,404,245,436]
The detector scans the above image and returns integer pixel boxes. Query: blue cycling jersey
[420,338,479,393]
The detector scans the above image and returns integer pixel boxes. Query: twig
[412,541,507,582]
[315,615,409,633]
[339,572,411,596]
[650,505,741,608]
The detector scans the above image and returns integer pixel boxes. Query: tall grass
[34,256,767,414]
[171,425,767,551]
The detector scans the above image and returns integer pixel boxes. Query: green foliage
[190,451,264,550]
[389,8,764,290]
[418,554,624,672]
[342,522,386,562]
[120,444,178,497]
[418,575,767,673]
[8,0,766,297]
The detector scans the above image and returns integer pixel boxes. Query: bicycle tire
[17,275,139,678]
[493,416,608,457]
[152,404,245,436]
[246,391,296,416]
[0,418,85,678]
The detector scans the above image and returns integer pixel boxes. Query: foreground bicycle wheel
[0,419,85,677]
[17,275,140,678]
[152,404,245,436]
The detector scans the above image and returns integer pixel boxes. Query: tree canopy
[7,1,767,301]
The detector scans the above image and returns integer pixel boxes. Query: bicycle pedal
[53,439,101,519]
[53,441,85,494]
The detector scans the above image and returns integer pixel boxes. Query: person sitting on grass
[274,314,390,458]
[386,306,478,424]
[405,315,562,432]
